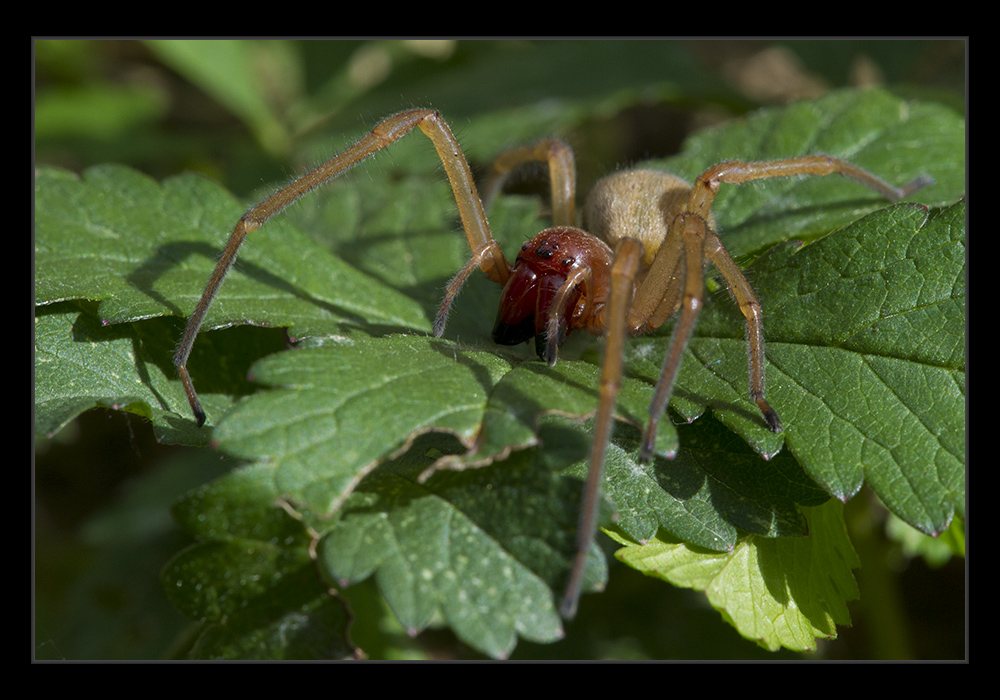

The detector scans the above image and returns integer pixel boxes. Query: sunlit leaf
[611,499,860,652]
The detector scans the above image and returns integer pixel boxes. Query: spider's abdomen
[583,169,696,268]
[492,227,612,359]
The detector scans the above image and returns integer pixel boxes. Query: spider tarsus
[757,399,783,433]
[432,307,450,338]
[543,317,565,366]
[177,363,208,427]
[638,425,657,464]
[544,337,559,366]
[896,174,935,200]
[766,412,783,433]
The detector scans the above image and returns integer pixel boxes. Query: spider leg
[542,263,594,365]
[689,155,932,219]
[627,225,685,333]
[175,109,507,425]
[482,139,577,227]
[638,213,709,462]
[561,237,643,619]
[668,153,934,435]
[704,230,782,432]
[433,239,507,337]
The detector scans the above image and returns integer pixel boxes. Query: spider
[173,108,931,620]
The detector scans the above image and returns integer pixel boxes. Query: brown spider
[174,108,931,619]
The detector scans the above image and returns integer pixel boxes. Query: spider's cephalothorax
[492,228,612,361]
[174,108,932,620]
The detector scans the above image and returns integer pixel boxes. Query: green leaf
[611,499,860,652]
[657,88,965,256]
[626,201,965,537]
[576,413,829,554]
[315,425,595,660]
[33,301,220,444]
[162,463,357,659]
[34,164,427,332]
[163,425,598,659]
[33,163,429,434]
[214,335,513,514]
[763,202,964,533]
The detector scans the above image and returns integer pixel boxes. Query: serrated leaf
[33,162,430,430]
[34,302,203,443]
[165,426,599,659]
[315,433,590,659]
[213,334,513,514]
[579,414,829,554]
[659,89,964,255]
[34,164,427,333]
[627,201,965,536]
[766,203,964,534]
[611,499,860,652]
[162,463,358,660]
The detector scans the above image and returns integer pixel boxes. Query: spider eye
[535,240,559,259]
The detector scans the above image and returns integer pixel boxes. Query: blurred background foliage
[34,39,966,660]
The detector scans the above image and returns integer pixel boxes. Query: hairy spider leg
[481,139,578,227]
[435,138,579,339]
[175,109,507,426]
[560,237,643,619]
